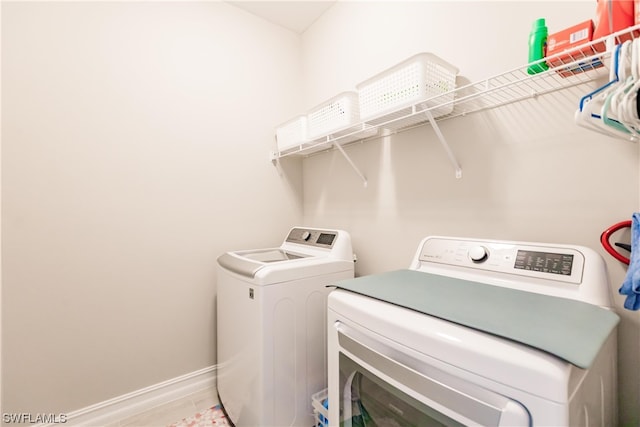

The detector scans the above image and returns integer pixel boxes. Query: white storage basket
[276,115,308,153]
[357,52,458,130]
[311,388,329,427]
[308,92,360,139]
[308,92,379,145]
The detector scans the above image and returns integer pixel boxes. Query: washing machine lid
[331,269,619,369]
[240,248,307,263]
[217,249,308,278]
[216,227,354,282]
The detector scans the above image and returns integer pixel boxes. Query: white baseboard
[36,366,216,427]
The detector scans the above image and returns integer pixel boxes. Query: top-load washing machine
[327,236,620,426]
[217,227,354,427]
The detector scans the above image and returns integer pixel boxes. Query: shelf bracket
[269,150,279,165]
[424,110,462,179]
[333,142,368,187]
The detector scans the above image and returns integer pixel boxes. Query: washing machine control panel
[286,228,337,248]
[418,237,585,284]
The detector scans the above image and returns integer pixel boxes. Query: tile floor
[107,387,220,427]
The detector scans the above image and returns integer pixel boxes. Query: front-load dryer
[328,236,619,426]
[217,227,354,427]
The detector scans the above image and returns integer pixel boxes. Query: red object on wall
[600,220,632,264]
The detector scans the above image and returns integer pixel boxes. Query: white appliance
[217,227,354,427]
[328,236,619,426]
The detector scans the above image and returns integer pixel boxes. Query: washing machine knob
[469,246,489,263]
[301,231,311,241]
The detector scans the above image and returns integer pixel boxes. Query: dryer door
[335,322,531,427]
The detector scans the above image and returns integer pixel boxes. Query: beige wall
[1,1,303,414]
[300,1,640,425]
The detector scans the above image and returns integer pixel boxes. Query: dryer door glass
[336,324,531,427]
[339,353,462,427]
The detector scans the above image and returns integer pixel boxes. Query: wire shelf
[273,24,640,160]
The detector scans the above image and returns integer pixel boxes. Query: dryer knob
[301,231,311,241]
[469,246,489,263]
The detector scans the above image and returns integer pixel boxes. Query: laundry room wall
[2,1,303,415]
[299,1,640,425]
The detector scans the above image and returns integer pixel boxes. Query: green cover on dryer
[331,269,619,369]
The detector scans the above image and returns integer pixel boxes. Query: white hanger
[618,38,640,128]
[576,43,629,138]
[576,41,638,140]
[601,40,639,138]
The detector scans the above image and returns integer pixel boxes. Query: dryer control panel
[417,237,585,285]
